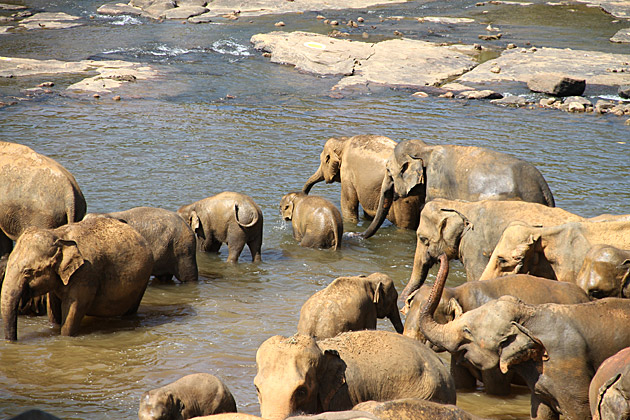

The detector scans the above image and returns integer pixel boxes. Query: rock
[418,16,475,24]
[275,21,285,26]
[625,118,630,125]
[619,85,630,99]
[566,101,585,112]
[562,96,591,106]
[0,3,27,10]
[457,89,503,99]
[144,1,177,18]
[507,43,517,49]
[412,91,429,97]
[527,73,586,96]
[188,12,214,23]
[595,99,615,113]
[539,97,557,107]
[330,20,338,25]
[478,33,502,40]
[491,95,529,107]
[113,95,121,101]
[357,16,364,22]
[440,91,455,98]
[490,66,501,73]
[97,2,146,17]
[38,82,54,87]
[163,5,208,19]
[18,12,83,30]
[611,28,630,43]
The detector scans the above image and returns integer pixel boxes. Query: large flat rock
[611,28,630,43]
[577,0,630,19]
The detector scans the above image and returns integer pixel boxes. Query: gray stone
[162,5,208,18]
[97,3,146,16]
[619,85,630,99]
[611,28,630,43]
[490,95,529,107]
[527,73,586,97]
[457,89,503,99]
[0,3,27,10]
[562,96,592,106]
[144,0,177,18]
[595,99,615,113]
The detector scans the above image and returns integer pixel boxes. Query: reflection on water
[0,0,629,418]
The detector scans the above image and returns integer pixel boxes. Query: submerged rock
[619,85,630,98]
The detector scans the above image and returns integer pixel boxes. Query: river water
[0,0,629,418]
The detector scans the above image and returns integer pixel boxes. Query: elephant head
[596,366,630,420]
[177,204,206,240]
[303,137,349,194]
[280,192,304,221]
[364,273,403,333]
[254,334,347,420]
[361,140,429,239]
[402,285,460,344]
[138,389,184,420]
[1,227,84,341]
[416,254,547,375]
[576,245,630,299]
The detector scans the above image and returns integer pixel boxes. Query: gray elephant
[361,139,555,238]
[85,207,198,283]
[138,373,237,420]
[417,254,630,420]
[589,347,630,420]
[280,192,343,250]
[302,135,422,229]
[353,399,486,420]
[178,192,263,263]
[576,245,630,299]
[1,217,153,340]
[254,331,456,420]
[297,273,403,339]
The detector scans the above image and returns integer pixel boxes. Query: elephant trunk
[361,174,394,239]
[400,247,434,303]
[416,254,460,353]
[302,167,325,194]
[1,269,26,341]
[388,307,404,334]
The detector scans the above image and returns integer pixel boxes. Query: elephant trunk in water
[302,166,325,194]
[361,174,395,239]
[1,268,27,341]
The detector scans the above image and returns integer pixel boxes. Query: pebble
[38,82,54,87]
[440,91,455,98]
[275,21,285,26]
[317,15,325,19]
[362,32,369,39]
[93,93,100,99]
[394,30,403,36]
[507,43,517,49]
[357,16,364,22]
[330,20,338,25]
[412,91,429,98]
[490,66,501,73]
[113,95,121,101]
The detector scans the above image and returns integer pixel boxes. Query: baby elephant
[297,273,403,339]
[280,192,343,250]
[576,244,630,299]
[138,373,237,420]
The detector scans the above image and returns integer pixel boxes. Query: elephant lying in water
[576,244,630,299]
[254,330,456,420]
[1,217,153,340]
[418,254,630,420]
[303,135,422,229]
[297,273,403,339]
[361,139,555,238]
[589,347,630,420]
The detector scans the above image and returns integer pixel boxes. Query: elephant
[287,412,377,420]
[402,273,589,395]
[297,273,403,339]
[1,217,153,340]
[479,220,630,283]
[361,139,555,238]
[254,330,456,420]
[280,192,343,250]
[178,192,263,263]
[302,135,422,229]
[589,347,630,420]
[576,245,630,299]
[352,398,486,420]
[139,373,237,420]
[85,207,198,283]
[187,415,262,420]
[417,254,630,420]
[400,198,585,302]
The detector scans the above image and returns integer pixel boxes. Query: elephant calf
[139,373,237,420]
[297,273,403,339]
[280,192,343,250]
[576,244,630,299]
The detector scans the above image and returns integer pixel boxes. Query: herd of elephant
[2,135,630,420]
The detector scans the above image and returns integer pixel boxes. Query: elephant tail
[539,176,555,208]
[235,203,259,228]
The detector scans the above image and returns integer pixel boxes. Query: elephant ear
[373,282,384,304]
[446,298,463,321]
[317,349,347,412]
[54,239,84,286]
[189,210,205,239]
[499,321,547,374]
[620,259,630,298]
[598,373,623,419]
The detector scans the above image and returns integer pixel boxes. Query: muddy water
[0,0,629,418]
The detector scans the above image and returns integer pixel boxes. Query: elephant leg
[60,297,89,336]
[174,258,198,283]
[451,355,478,390]
[481,367,512,396]
[200,238,221,253]
[340,184,359,223]
[154,274,174,282]
[247,236,262,263]
[0,232,13,281]
[226,229,246,263]
[531,395,559,420]
[48,293,62,325]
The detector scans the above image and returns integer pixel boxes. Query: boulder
[144,0,177,18]
[611,28,630,43]
[619,85,630,99]
[527,73,586,97]
[595,99,615,113]
[562,96,592,106]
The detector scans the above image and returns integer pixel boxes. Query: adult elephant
[1,217,153,340]
[254,330,456,420]
[400,198,583,301]
[303,135,422,229]
[479,220,630,283]
[576,245,630,299]
[361,139,555,239]
[589,347,630,420]
[417,254,630,420]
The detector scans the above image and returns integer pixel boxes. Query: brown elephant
[353,399,486,420]
[403,273,589,395]
[189,415,262,420]
[589,347,630,420]
[280,192,343,250]
[297,273,403,339]
[254,331,456,420]
[178,192,263,263]
[400,198,585,302]
[1,217,153,340]
[479,220,630,283]
[576,245,630,299]
[361,139,555,238]
[85,207,198,283]
[139,373,237,420]
[302,135,422,229]
[417,254,630,420]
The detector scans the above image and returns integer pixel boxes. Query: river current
[0,0,629,418]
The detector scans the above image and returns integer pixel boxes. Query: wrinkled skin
[178,192,263,263]
[401,199,584,302]
[403,274,589,395]
[280,192,343,250]
[1,218,153,340]
[479,220,630,283]
[353,398,485,420]
[187,414,262,420]
[297,273,404,339]
[254,331,456,420]
[576,245,630,300]
[85,207,198,283]
[138,373,237,420]
[589,347,630,420]
[303,135,422,229]
[362,139,555,238]
[418,255,630,420]
[287,411,377,420]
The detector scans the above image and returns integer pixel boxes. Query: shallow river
[0,0,629,418]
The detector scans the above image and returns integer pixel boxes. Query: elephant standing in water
[1,217,153,340]
[303,135,422,229]
[178,192,263,263]
[280,192,343,250]
[361,139,555,238]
